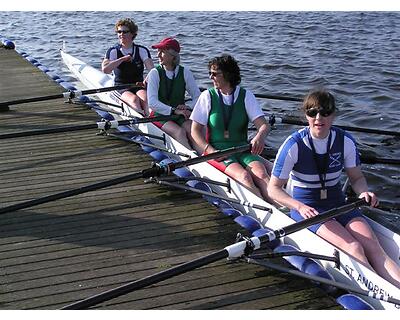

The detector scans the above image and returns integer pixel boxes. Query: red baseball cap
[152,37,180,53]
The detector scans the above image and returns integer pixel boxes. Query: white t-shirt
[190,86,264,125]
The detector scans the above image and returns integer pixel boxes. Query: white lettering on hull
[343,264,400,309]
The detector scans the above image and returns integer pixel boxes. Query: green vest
[156,64,186,108]
[208,87,248,149]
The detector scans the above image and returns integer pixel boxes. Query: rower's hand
[135,81,146,88]
[250,134,265,155]
[120,55,132,63]
[358,191,379,207]
[175,104,187,110]
[298,204,319,219]
[174,105,191,120]
[203,145,226,161]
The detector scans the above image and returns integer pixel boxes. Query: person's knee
[239,170,256,187]
[175,127,189,141]
[249,163,270,182]
[347,240,366,259]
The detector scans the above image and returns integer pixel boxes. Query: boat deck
[0,47,341,310]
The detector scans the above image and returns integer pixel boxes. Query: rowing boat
[60,49,400,310]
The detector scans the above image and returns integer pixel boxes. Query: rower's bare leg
[247,160,276,204]
[346,217,400,288]
[316,220,373,268]
[135,89,149,116]
[161,121,191,149]
[225,163,263,198]
[121,91,145,115]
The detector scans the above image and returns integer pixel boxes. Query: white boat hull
[60,49,400,310]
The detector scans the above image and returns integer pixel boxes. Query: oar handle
[169,144,251,172]
[260,198,368,243]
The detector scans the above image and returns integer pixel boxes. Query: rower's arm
[346,166,378,206]
[101,57,129,74]
[191,122,213,155]
[253,116,269,136]
[267,176,304,212]
[143,58,154,71]
[250,116,270,155]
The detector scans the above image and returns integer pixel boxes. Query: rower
[190,54,275,203]
[102,18,154,116]
[146,37,201,150]
[268,89,400,288]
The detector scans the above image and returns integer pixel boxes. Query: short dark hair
[115,18,138,39]
[302,90,336,113]
[208,54,241,87]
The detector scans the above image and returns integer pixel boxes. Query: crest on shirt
[329,152,342,168]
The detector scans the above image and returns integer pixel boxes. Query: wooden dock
[0,47,341,310]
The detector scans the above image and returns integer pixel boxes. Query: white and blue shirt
[272,126,360,206]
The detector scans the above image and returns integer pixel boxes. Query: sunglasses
[116,30,130,34]
[305,107,335,118]
[209,71,222,77]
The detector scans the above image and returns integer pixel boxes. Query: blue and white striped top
[272,126,360,205]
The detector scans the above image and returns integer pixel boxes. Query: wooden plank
[0,48,341,310]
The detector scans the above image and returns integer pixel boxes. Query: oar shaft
[161,176,230,189]
[170,144,251,171]
[0,84,137,107]
[262,147,399,166]
[199,87,302,102]
[0,123,98,140]
[60,199,368,309]
[108,133,190,158]
[61,249,228,309]
[0,171,143,215]
[259,199,367,243]
[154,179,272,212]
[254,93,302,102]
[0,116,180,140]
[274,115,400,137]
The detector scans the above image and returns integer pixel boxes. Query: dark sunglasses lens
[320,109,333,117]
[306,108,319,117]
[306,108,333,117]
[117,30,129,34]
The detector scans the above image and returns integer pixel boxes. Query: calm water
[0,11,399,226]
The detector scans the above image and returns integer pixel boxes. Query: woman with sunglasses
[190,54,275,203]
[102,18,154,116]
[147,37,200,149]
[267,90,400,287]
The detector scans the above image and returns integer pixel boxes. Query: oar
[268,113,400,137]
[261,147,400,166]
[0,84,140,107]
[199,87,302,102]
[0,144,250,215]
[246,256,400,307]
[61,198,366,309]
[200,87,398,137]
[0,115,182,140]
[158,175,231,192]
[149,178,272,211]
[106,132,191,158]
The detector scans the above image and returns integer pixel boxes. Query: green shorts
[151,111,185,128]
[223,152,262,168]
